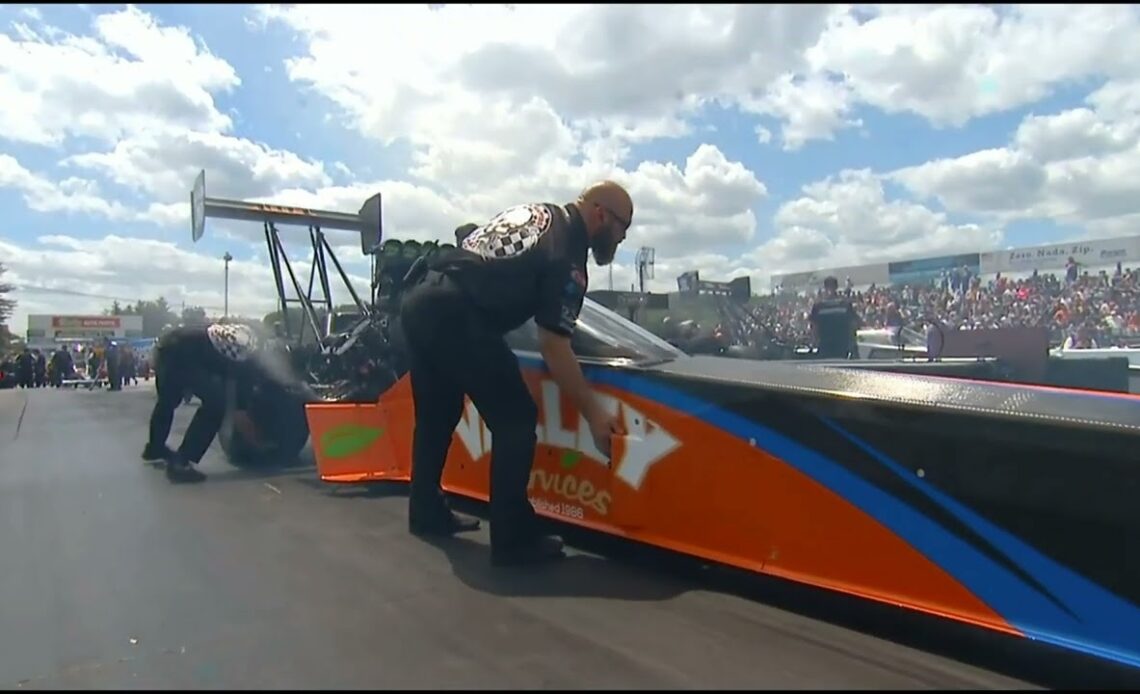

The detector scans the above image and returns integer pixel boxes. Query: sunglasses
[597,203,631,231]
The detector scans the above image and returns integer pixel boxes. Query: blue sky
[1,3,1138,326]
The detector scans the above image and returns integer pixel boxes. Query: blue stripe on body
[515,356,1140,669]
[816,416,1140,666]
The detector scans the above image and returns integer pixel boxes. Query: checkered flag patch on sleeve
[206,323,258,362]
[461,204,553,259]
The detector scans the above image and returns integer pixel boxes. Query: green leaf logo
[560,450,580,470]
[321,424,384,459]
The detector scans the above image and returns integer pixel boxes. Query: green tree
[103,297,179,337]
[181,306,208,325]
[0,262,15,328]
[136,298,178,337]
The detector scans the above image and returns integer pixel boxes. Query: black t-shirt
[431,202,589,337]
[809,296,858,358]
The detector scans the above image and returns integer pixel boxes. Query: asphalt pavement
[0,383,1116,689]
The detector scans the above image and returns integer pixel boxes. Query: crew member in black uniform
[105,340,121,391]
[49,347,71,387]
[399,181,632,566]
[808,276,859,359]
[33,350,46,388]
[15,348,34,389]
[142,322,263,483]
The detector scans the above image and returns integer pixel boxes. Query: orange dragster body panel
[305,367,1011,635]
[304,349,1140,672]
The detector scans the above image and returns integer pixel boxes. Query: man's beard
[590,231,618,266]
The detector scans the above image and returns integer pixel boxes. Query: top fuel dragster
[303,292,1140,674]
[188,175,1140,673]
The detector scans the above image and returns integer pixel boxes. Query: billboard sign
[31,314,142,342]
[888,253,980,285]
[676,271,751,301]
[979,236,1140,274]
[51,316,121,329]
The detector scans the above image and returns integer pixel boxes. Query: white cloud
[3,4,1140,332]
[891,148,1050,217]
[259,4,835,140]
[63,129,331,204]
[743,73,860,151]
[0,154,141,222]
[2,234,371,330]
[807,4,1140,130]
[252,3,1140,269]
[0,5,335,225]
[252,4,780,255]
[891,77,1140,234]
[1014,108,1138,164]
[753,169,1001,277]
[0,6,237,147]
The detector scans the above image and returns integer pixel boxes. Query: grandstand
[607,234,1140,353]
[771,234,1140,294]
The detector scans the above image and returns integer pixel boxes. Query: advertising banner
[887,253,980,285]
[979,236,1140,275]
[51,316,121,329]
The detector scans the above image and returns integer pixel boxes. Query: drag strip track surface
[0,386,1128,689]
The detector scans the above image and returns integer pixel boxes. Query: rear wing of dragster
[190,169,383,254]
[189,169,383,338]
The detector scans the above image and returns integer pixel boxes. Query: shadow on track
[443,495,1140,691]
[308,479,1139,689]
[421,533,690,602]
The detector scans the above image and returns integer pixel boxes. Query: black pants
[400,271,540,549]
[147,347,226,463]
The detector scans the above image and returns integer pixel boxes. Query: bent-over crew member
[142,323,266,484]
[399,180,632,566]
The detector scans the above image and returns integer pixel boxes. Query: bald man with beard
[399,181,632,567]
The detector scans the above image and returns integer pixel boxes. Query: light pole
[223,252,233,319]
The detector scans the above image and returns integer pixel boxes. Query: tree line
[104,297,191,337]
[0,262,363,347]
[100,299,360,339]
[0,262,15,348]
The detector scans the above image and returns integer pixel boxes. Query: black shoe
[165,457,207,484]
[409,508,481,537]
[491,534,566,567]
[141,443,175,463]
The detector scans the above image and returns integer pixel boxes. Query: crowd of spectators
[744,260,1140,349]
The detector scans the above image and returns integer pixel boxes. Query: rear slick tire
[219,392,311,469]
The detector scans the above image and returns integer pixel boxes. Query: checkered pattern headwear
[206,323,258,362]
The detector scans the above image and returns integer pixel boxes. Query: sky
[1,3,1139,331]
